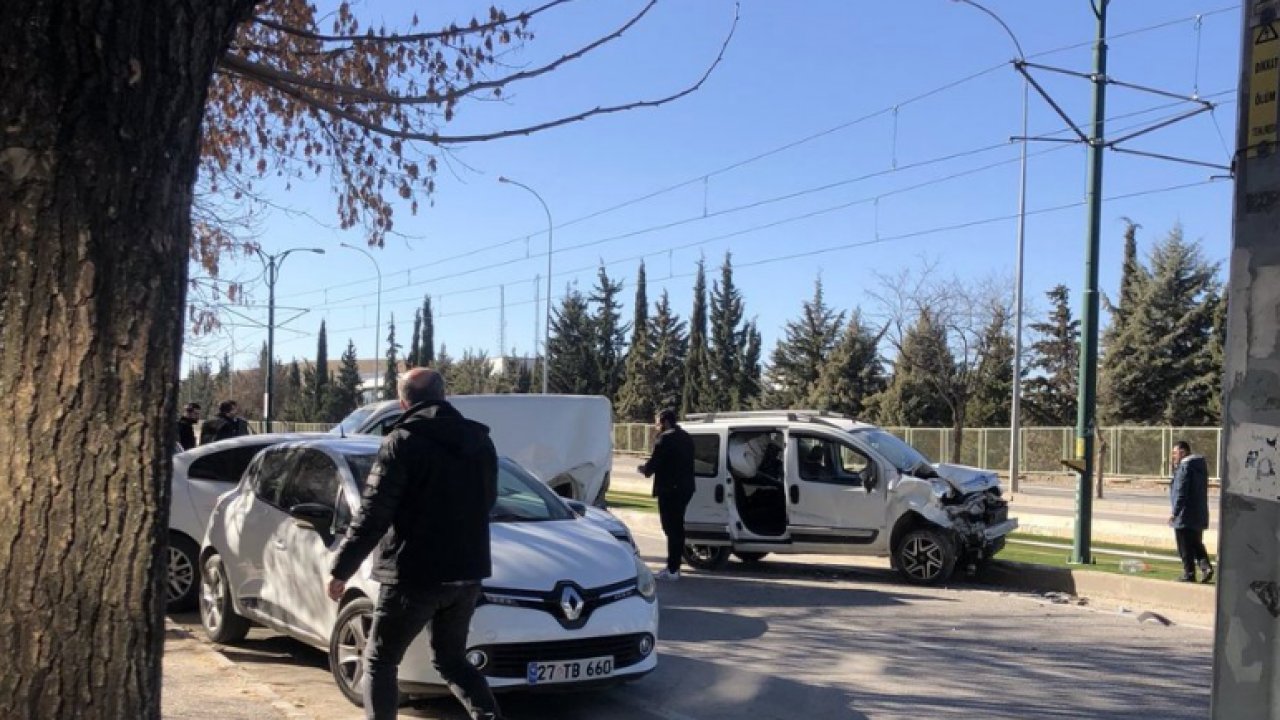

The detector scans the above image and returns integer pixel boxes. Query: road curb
[165,620,317,720]
[609,508,1215,617]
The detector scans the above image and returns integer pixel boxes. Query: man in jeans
[327,368,503,720]
[639,408,696,581]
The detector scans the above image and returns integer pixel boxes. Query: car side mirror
[564,499,588,517]
[290,503,335,532]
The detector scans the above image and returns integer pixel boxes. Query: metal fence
[613,423,1222,481]
[244,421,333,434]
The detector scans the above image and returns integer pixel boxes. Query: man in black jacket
[199,400,249,445]
[1169,440,1214,583]
[176,402,200,451]
[639,408,696,581]
[327,368,502,720]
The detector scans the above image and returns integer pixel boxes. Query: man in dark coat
[199,400,249,445]
[639,408,696,581]
[176,402,200,451]
[327,368,502,720]
[1169,440,1214,583]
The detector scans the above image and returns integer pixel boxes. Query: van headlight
[634,555,656,602]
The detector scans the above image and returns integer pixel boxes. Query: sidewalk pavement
[163,621,312,720]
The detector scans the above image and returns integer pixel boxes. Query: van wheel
[894,528,957,585]
[734,552,768,565]
[683,544,730,570]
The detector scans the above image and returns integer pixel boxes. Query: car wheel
[734,551,768,565]
[894,528,957,586]
[166,533,200,613]
[682,544,730,570]
[330,597,374,707]
[199,554,250,644]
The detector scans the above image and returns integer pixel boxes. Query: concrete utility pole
[1212,2,1280,716]
[1070,0,1108,565]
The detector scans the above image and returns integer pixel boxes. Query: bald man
[329,368,503,720]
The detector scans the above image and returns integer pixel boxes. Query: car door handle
[789,485,799,504]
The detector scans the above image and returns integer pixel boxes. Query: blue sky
[187,0,1242,372]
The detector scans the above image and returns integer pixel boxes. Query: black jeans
[1174,528,1212,578]
[364,583,501,720]
[657,490,693,573]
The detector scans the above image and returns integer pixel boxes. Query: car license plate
[526,655,613,685]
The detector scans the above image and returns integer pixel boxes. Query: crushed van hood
[932,463,1001,494]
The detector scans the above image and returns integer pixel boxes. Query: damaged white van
[679,411,1017,585]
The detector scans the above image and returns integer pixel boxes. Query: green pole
[1072,0,1108,565]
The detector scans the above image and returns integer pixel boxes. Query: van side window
[692,435,721,477]
[797,436,872,486]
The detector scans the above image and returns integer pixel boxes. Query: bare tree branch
[252,0,572,44]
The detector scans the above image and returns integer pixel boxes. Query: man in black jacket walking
[639,409,696,581]
[1169,440,1214,583]
[327,368,502,720]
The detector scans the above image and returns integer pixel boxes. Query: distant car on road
[198,435,657,704]
[333,394,614,506]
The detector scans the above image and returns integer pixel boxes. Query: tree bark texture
[0,2,253,718]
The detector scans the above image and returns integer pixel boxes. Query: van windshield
[852,429,931,474]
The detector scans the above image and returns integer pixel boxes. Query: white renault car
[199,436,657,704]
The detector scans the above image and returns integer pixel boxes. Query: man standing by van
[639,409,695,581]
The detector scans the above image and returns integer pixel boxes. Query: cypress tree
[616,261,656,421]
[738,321,763,409]
[382,314,400,400]
[681,259,713,415]
[1024,285,1079,425]
[810,311,884,417]
[589,265,627,404]
[314,320,331,417]
[765,277,844,408]
[407,309,422,368]
[708,252,746,409]
[332,340,364,418]
[420,295,435,367]
[650,291,689,413]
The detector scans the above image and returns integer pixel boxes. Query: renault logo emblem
[559,586,585,621]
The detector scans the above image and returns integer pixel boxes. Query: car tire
[682,544,731,571]
[166,532,201,613]
[330,596,375,707]
[733,551,768,565]
[894,527,957,586]
[199,554,250,644]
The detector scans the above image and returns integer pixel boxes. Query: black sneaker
[1200,566,1214,583]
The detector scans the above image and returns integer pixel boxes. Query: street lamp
[953,0,1029,493]
[256,246,325,432]
[340,242,382,389]
[499,175,553,394]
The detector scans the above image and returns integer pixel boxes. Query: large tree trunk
[0,2,252,718]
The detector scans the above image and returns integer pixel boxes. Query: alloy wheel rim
[689,545,718,562]
[200,561,224,631]
[335,609,371,693]
[168,546,194,602]
[902,536,944,580]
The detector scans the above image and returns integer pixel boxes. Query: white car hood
[932,463,1001,494]
[488,518,636,591]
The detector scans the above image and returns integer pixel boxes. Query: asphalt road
[171,528,1212,720]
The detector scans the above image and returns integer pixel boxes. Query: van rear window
[692,435,720,477]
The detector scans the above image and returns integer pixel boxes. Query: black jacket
[640,425,696,498]
[199,413,248,445]
[1170,454,1210,530]
[330,400,498,588]
[177,418,197,451]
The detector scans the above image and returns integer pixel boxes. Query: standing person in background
[1169,440,1214,583]
[639,408,696,581]
[200,400,249,445]
[176,402,200,450]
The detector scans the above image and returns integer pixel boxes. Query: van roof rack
[685,409,857,424]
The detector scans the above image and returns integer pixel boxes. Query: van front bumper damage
[940,490,1017,563]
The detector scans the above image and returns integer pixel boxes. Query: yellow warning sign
[1248,22,1280,157]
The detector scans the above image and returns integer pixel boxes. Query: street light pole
[340,242,382,385]
[257,247,326,432]
[953,0,1029,493]
[499,176,553,394]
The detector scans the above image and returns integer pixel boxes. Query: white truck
[332,394,614,507]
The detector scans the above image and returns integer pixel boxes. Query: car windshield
[493,459,575,522]
[852,428,931,474]
[332,405,377,436]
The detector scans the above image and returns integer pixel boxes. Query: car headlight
[930,479,953,500]
[634,554,656,602]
